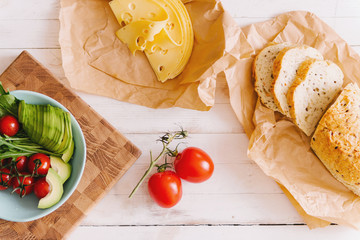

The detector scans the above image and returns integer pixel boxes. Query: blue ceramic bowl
[0,90,86,222]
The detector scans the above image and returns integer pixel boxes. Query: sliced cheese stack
[109,0,194,82]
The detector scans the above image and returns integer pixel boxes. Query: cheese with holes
[109,0,168,24]
[109,0,194,82]
[116,20,167,53]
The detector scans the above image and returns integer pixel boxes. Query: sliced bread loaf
[287,59,343,136]
[272,45,324,117]
[253,42,291,111]
[311,83,360,196]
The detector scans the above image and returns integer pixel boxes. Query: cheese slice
[109,0,168,25]
[109,0,194,82]
[145,29,176,53]
[116,20,167,53]
[153,0,183,46]
[145,29,182,80]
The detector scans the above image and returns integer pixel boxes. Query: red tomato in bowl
[12,173,34,197]
[148,171,182,208]
[174,147,214,183]
[15,156,28,172]
[0,168,11,190]
[0,115,19,136]
[28,153,50,176]
[34,178,50,199]
[0,158,11,168]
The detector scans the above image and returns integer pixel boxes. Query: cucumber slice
[50,156,71,184]
[38,168,64,209]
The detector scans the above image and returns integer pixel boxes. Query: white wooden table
[1,0,360,239]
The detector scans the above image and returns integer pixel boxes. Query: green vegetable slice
[18,102,73,154]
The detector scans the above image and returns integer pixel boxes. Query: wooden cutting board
[0,51,141,239]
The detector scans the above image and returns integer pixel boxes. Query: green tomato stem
[128,143,167,198]
[128,129,187,198]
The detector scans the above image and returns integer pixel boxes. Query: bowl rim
[0,90,87,222]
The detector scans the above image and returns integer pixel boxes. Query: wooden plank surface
[69,225,360,240]
[1,0,360,239]
[0,51,141,239]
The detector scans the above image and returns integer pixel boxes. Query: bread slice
[272,45,324,117]
[311,83,360,196]
[287,59,343,136]
[253,42,291,111]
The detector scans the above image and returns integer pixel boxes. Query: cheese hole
[136,37,145,47]
[159,66,164,72]
[160,49,168,55]
[166,22,175,31]
[128,3,136,10]
[143,29,149,34]
[120,21,126,27]
[149,23,154,28]
[122,12,133,24]
[151,45,157,52]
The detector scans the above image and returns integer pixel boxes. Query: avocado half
[50,156,71,184]
[38,168,64,209]
[61,139,74,163]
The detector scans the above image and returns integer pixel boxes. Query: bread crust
[311,83,360,196]
[272,45,323,117]
[253,42,290,111]
[286,58,318,123]
[271,45,300,114]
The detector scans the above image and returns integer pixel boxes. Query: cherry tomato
[148,170,182,208]
[0,168,11,190]
[28,153,50,176]
[174,147,214,183]
[34,178,50,199]
[0,115,19,136]
[15,156,28,172]
[12,173,34,196]
[0,158,11,168]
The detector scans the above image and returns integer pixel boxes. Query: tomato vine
[129,128,188,198]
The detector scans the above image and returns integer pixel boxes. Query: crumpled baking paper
[224,11,360,229]
[59,0,240,111]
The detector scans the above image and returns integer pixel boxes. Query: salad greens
[0,83,19,118]
[0,134,60,159]
[0,82,67,160]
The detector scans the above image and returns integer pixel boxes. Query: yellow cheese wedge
[153,0,183,46]
[144,30,182,80]
[116,20,167,53]
[109,0,168,25]
[145,29,176,53]
[147,0,193,81]
[109,0,194,82]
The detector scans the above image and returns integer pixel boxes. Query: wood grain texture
[69,225,360,240]
[0,51,141,240]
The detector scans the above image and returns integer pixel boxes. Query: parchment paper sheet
[59,0,240,111]
[224,11,360,229]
